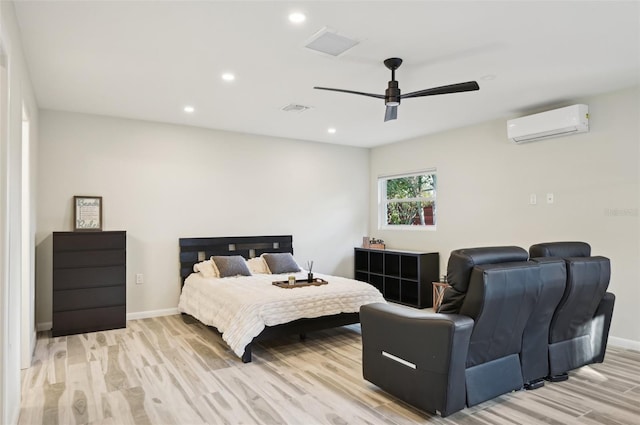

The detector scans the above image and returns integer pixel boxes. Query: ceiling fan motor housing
[386,81,401,106]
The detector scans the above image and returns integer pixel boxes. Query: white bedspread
[178,271,386,358]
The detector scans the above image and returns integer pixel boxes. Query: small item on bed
[306,260,314,282]
[273,277,329,288]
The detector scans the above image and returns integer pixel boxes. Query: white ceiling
[12,1,640,148]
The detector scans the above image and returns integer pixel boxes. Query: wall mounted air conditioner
[507,104,589,143]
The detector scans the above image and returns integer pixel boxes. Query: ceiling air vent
[304,27,359,57]
[281,104,312,113]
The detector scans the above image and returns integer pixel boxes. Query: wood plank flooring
[19,315,640,425]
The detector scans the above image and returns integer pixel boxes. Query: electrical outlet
[546,193,554,204]
[135,273,144,284]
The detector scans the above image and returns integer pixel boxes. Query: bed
[177,235,386,362]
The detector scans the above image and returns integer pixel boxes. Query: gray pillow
[211,255,252,278]
[262,253,301,274]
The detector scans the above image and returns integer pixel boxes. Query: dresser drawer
[52,305,126,337]
[53,285,125,312]
[53,265,125,290]
[53,231,126,251]
[54,249,125,269]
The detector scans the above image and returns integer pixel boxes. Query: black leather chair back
[520,258,566,386]
[440,246,542,406]
[461,262,541,368]
[529,241,591,258]
[439,246,528,314]
[529,241,614,376]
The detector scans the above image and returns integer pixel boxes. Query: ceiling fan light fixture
[385,81,401,106]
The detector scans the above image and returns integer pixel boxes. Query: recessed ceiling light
[481,74,496,81]
[288,12,306,24]
[221,73,235,82]
[327,128,336,134]
[183,106,195,113]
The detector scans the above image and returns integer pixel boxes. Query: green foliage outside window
[383,173,436,226]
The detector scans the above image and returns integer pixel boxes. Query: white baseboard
[36,308,179,332]
[10,406,20,425]
[126,307,179,321]
[36,322,52,332]
[609,336,640,351]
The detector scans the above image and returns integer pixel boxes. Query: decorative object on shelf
[306,260,314,282]
[432,281,451,312]
[362,236,370,248]
[369,238,385,249]
[288,275,296,286]
[73,195,102,231]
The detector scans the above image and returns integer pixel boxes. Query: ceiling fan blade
[401,81,480,99]
[314,87,385,99]
[384,105,398,122]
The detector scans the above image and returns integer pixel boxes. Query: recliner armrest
[360,303,474,417]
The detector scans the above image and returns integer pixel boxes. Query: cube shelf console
[354,247,439,308]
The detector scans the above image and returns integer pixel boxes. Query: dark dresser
[52,231,126,336]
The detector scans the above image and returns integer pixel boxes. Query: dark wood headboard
[179,235,294,283]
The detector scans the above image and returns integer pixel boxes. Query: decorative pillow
[211,255,252,278]
[262,253,301,274]
[247,257,270,274]
[193,259,218,278]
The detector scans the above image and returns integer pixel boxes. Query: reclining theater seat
[529,242,615,381]
[360,246,542,417]
[519,257,567,389]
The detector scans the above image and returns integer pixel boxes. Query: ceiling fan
[314,58,480,122]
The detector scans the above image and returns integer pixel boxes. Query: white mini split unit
[507,104,589,143]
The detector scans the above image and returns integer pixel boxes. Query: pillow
[262,253,301,274]
[247,257,270,274]
[211,255,252,278]
[193,259,218,278]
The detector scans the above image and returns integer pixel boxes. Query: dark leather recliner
[360,246,543,417]
[519,257,566,389]
[529,242,615,381]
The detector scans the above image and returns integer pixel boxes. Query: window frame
[378,169,437,231]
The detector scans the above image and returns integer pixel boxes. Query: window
[379,171,437,229]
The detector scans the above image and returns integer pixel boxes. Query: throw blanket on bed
[178,272,386,358]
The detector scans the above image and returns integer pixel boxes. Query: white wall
[0,1,39,424]
[369,86,640,348]
[36,110,369,324]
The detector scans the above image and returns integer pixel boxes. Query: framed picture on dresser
[73,195,102,231]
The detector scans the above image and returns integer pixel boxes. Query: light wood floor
[19,315,640,425]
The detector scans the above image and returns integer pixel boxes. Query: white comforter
[178,271,386,358]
